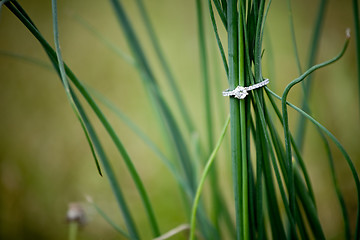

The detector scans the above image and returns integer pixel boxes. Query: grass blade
[295,0,328,150]
[134,0,195,134]
[189,115,230,240]
[211,0,227,29]
[208,0,229,78]
[87,86,188,192]
[238,1,249,239]
[227,0,241,238]
[353,0,360,110]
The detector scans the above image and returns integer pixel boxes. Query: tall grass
[2,0,360,239]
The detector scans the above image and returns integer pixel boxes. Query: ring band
[222,79,269,99]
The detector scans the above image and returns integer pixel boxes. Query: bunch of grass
[2,0,360,239]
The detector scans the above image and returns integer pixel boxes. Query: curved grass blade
[269,80,360,239]
[189,115,230,240]
[195,0,223,233]
[0,51,104,178]
[51,0,102,177]
[281,33,350,237]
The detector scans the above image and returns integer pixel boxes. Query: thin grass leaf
[195,0,223,233]
[321,131,351,239]
[211,0,227,29]
[51,0,102,177]
[294,167,325,239]
[227,1,241,238]
[282,33,350,166]
[0,50,53,70]
[70,91,140,239]
[353,0,360,111]
[189,115,230,240]
[86,86,189,193]
[295,0,328,150]
[208,0,229,78]
[285,0,303,75]
[238,1,249,239]
[134,0,195,134]
[196,0,213,152]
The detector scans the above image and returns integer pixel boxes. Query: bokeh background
[0,0,359,239]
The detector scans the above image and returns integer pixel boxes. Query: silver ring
[222,79,269,99]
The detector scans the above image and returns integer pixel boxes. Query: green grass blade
[195,0,222,232]
[189,116,230,240]
[87,86,189,193]
[208,0,229,78]
[294,168,325,239]
[71,88,139,239]
[134,0,195,134]
[238,1,248,239]
[227,1,241,239]
[67,66,160,238]
[196,0,213,152]
[295,0,328,150]
[321,132,351,239]
[0,50,53,70]
[353,0,360,111]
[285,0,303,75]
[51,0,102,177]
[4,1,102,177]
[211,0,227,29]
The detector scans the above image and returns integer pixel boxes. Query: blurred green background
[0,0,359,239]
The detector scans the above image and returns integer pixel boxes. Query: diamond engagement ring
[222,79,269,99]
